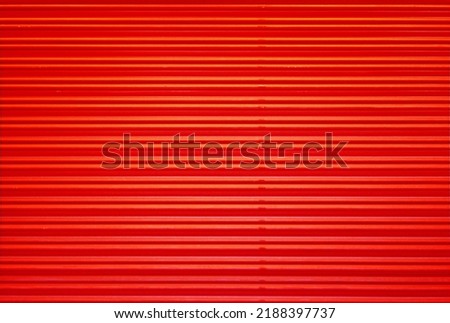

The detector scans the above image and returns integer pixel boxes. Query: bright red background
[0,0,449,302]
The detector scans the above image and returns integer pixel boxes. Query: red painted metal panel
[0,0,449,302]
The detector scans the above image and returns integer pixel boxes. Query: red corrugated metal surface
[0,0,449,302]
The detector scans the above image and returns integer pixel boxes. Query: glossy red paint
[0,0,449,302]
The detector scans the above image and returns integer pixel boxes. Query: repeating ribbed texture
[0,0,449,302]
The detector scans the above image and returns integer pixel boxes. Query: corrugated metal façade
[0,0,449,302]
